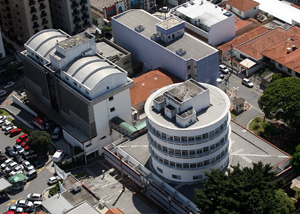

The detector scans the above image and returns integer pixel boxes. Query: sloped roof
[236,26,300,60]
[235,16,251,31]
[105,208,125,214]
[219,25,269,53]
[130,68,182,107]
[262,34,300,74]
[226,0,259,12]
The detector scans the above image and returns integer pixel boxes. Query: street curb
[246,115,264,130]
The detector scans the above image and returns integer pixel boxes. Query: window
[158,144,162,149]
[195,135,202,141]
[230,6,232,9]
[110,107,115,112]
[193,175,203,180]
[215,127,219,134]
[170,161,175,167]
[188,136,194,141]
[163,146,167,152]
[111,9,114,14]
[197,162,203,167]
[202,133,208,139]
[188,65,191,69]
[210,144,216,150]
[174,136,180,141]
[211,157,215,163]
[204,160,210,166]
[109,96,114,101]
[175,149,181,155]
[100,136,106,140]
[278,63,282,68]
[209,131,214,138]
[181,136,187,142]
[190,163,196,168]
[189,150,195,155]
[73,82,77,86]
[183,163,189,168]
[182,150,188,155]
[239,10,241,14]
[196,149,202,154]
[157,167,163,173]
[158,156,163,162]
[107,10,110,15]
[172,174,181,180]
[162,133,166,139]
[253,6,256,10]
[164,159,169,165]
[85,90,89,94]
[107,86,109,90]
[288,68,291,73]
[203,147,209,153]
[169,148,174,154]
[168,35,170,39]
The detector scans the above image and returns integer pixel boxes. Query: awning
[240,58,256,68]
[8,173,26,184]
[110,117,137,135]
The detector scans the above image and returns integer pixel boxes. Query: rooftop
[25,29,69,60]
[236,26,300,60]
[130,68,182,107]
[90,0,115,12]
[157,17,182,30]
[235,16,252,31]
[226,0,259,12]
[57,32,94,50]
[66,201,101,214]
[96,39,127,64]
[113,10,217,60]
[145,82,230,130]
[262,34,300,74]
[175,0,230,27]
[42,194,73,214]
[219,25,269,53]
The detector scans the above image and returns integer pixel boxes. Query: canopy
[0,178,12,192]
[8,173,26,184]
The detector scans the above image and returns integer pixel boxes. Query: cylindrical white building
[145,79,231,182]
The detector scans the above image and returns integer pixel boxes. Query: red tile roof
[130,68,182,107]
[235,16,252,31]
[262,34,300,74]
[291,3,300,10]
[219,25,269,53]
[226,0,260,12]
[105,208,125,214]
[236,26,300,60]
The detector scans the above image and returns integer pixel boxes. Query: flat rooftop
[175,0,230,26]
[96,41,125,59]
[157,17,182,30]
[145,83,230,130]
[57,32,94,50]
[110,120,291,201]
[113,9,217,60]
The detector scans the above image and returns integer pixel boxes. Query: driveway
[234,107,263,128]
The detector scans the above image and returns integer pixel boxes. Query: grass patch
[230,112,236,119]
[0,109,10,116]
[249,117,264,134]
[49,183,59,196]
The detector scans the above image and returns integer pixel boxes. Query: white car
[14,145,24,154]
[159,6,169,12]
[1,159,13,169]
[0,115,7,121]
[33,201,43,206]
[5,162,18,173]
[53,127,61,134]
[15,199,33,208]
[4,81,14,89]
[2,121,12,130]
[10,165,24,176]
[5,126,17,135]
[27,193,42,201]
[23,161,34,171]
[7,206,24,212]
[219,64,229,74]
[47,176,61,185]
[242,78,254,87]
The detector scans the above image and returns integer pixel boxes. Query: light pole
[233,87,239,98]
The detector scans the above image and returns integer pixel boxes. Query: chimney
[287,47,292,53]
[292,45,297,51]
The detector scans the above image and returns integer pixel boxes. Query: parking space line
[7,196,22,206]
[36,167,45,174]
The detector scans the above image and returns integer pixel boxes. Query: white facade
[226,4,259,19]
[145,79,231,182]
[0,29,6,58]
[173,0,236,46]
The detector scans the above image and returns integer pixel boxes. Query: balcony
[79,0,87,5]
[40,12,47,18]
[31,16,38,21]
[38,0,44,2]
[83,21,90,27]
[81,14,89,21]
[73,17,81,24]
[39,4,46,10]
[42,19,48,25]
[71,2,79,9]
[30,8,37,13]
[75,24,81,29]
[72,9,80,16]
[33,23,39,29]
[81,6,88,13]
[29,0,35,6]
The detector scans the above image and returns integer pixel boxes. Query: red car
[24,146,30,151]
[16,134,28,144]
[10,128,21,137]
[21,139,28,147]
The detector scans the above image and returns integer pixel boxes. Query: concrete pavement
[234,107,263,128]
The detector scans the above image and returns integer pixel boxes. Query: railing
[32,24,39,29]
[81,14,89,20]
[31,16,38,21]
[73,17,81,24]
[71,3,79,9]
[81,7,88,13]
[29,1,35,6]
[41,12,47,18]
[80,0,87,5]
[39,4,46,10]
[30,8,37,13]
[42,19,48,25]
[72,10,80,16]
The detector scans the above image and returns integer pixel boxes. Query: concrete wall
[184,22,209,39]
[0,29,6,58]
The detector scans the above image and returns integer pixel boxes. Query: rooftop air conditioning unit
[135,24,145,32]
[72,182,81,192]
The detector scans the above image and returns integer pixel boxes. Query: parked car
[4,81,14,89]
[242,78,254,87]
[1,158,13,169]
[47,176,61,185]
[53,127,60,134]
[33,201,42,206]
[16,134,29,144]
[10,128,22,137]
[21,151,31,161]
[15,200,33,208]
[219,64,229,74]
[11,165,24,176]
[5,126,17,135]
[32,160,42,169]
[13,145,24,155]
[27,193,42,201]
[219,72,224,79]
[23,161,34,171]
[24,146,31,152]
[13,154,23,164]
[51,134,59,140]
[5,161,18,173]
[0,153,8,164]
[25,169,37,181]
[7,206,24,212]
[159,6,169,12]
[5,146,16,157]
[21,139,28,147]
[2,121,12,131]
[0,115,6,120]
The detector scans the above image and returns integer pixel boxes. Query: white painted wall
[226,5,258,19]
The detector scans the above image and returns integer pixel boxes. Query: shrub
[253,124,260,130]
[23,128,32,135]
[0,109,3,114]
[272,73,283,82]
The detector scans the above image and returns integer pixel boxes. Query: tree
[290,144,300,175]
[272,73,282,82]
[194,162,294,214]
[92,16,98,26]
[28,130,51,154]
[258,77,300,132]
[274,189,295,214]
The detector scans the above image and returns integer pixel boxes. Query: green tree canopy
[194,162,294,214]
[290,144,300,175]
[28,130,51,154]
[258,77,300,132]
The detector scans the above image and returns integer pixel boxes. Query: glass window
[209,131,214,138]
[181,136,187,142]
[153,140,157,146]
[174,136,180,141]
[167,135,173,141]
[163,146,167,152]
[164,159,169,165]
[189,150,195,155]
[109,96,114,101]
[202,133,208,139]
[156,131,161,137]
[203,147,209,153]
[158,156,163,162]
[220,124,224,130]
[211,157,215,163]
[215,127,219,134]
[175,149,181,155]
[183,163,189,168]
[110,107,115,112]
[195,135,202,141]
[216,142,221,148]
[193,175,203,180]
[182,150,188,155]
[172,174,181,180]
[169,148,174,154]
[204,160,209,166]
[157,167,163,173]
[197,162,203,167]
[210,144,216,150]
[196,149,202,154]
[161,133,166,139]
[170,161,175,167]
[107,10,110,15]
[190,163,196,168]
[176,163,182,168]
[216,154,221,160]
[188,136,194,141]
[221,138,225,144]
[111,9,114,14]
[158,144,162,150]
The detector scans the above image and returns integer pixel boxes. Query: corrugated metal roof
[134,120,147,131]
[110,117,137,134]
[0,178,12,190]
[42,194,73,214]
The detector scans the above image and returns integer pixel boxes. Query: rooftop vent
[183,3,188,7]
[287,47,292,53]
[292,45,297,51]
[135,24,144,32]
[72,182,81,192]
[190,1,194,5]
[176,48,187,56]
[224,12,232,17]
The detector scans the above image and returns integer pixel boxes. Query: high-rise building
[145,79,231,182]
[48,0,92,35]
[0,0,52,43]
[0,28,6,58]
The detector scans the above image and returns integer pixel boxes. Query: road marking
[37,166,45,174]
[230,75,263,96]
[7,197,22,206]
[0,92,17,102]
